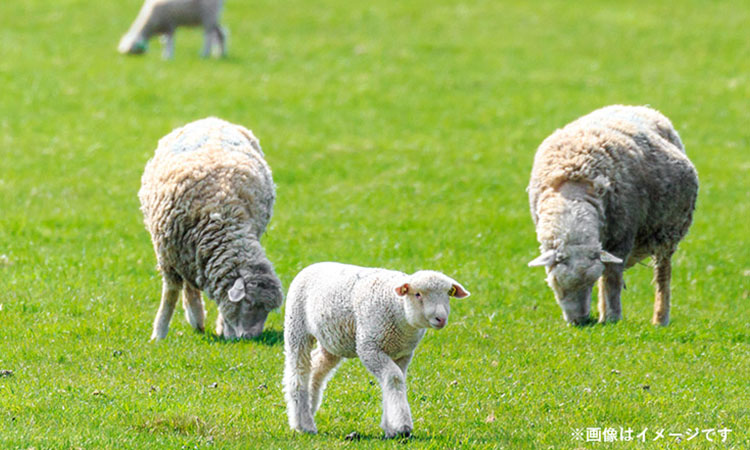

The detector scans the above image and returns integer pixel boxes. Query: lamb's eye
[415,292,422,299]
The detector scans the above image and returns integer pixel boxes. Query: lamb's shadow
[322,431,430,444]
[202,328,283,346]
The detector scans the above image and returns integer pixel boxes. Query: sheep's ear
[449,283,470,299]
[590,175,611,198]
[228,278,245,302]
[600,251,623,264]
[528,250,556,267]
[395,283,411,296]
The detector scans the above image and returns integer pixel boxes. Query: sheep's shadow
[202,328,283,346]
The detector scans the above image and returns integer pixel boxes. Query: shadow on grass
[570,317,600,328]
[201,328,283,346]
[319,431,432,444]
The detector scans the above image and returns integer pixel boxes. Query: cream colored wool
[139,117,282,340]
[118,0,226,59]
[283,262,470,438]
[528,105,698,326]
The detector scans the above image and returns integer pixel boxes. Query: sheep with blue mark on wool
[283,262,470,439]
[527,105,698,326]
[139,117,282,341]
[118,0,226,59]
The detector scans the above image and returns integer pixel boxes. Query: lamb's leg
[161,30,175,59]
[652,255,672,326]
[309,344,341,415]
[283,329,317,434]
[597,264,624,323]
[151,277,182,340]
[359,344,413,439]
[182,284,205,333]
[394,353,413,378]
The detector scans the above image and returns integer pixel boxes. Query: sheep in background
[283,262,470,438]
[527,105,698,326]
[139,117,283,340]
[118,0,226,59]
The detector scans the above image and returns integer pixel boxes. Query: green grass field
[1,0,749,448]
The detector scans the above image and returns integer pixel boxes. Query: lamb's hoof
[344,431,361,441]
[385,426,412,439]
[292,425,317,435]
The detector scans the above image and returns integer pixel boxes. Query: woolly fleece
[528,105,698,325]
[139,117,282,340]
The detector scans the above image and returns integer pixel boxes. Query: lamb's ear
[600,251,623,264]
[395,283,411,296]
[449,283,470,299]
[228,278,245,302]
[528,250,556,267]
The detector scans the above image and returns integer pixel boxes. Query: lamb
[527,105,698,326]
[283,262,470,438]
[139,117,283,341]
[118,0,226,59]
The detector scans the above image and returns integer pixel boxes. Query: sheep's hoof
[651,315,670,326]
[597,314,621,324]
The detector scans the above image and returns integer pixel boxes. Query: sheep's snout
[118,32,148,54]
[241,314,269,339]
[566,315,593,326]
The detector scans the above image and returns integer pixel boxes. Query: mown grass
[1,0,749,448]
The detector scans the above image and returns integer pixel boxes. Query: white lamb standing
[139,117,283,341]
[528,105,698,326]
[118,0,226,59]
[283,262,470,438]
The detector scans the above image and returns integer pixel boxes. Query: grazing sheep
[527,105,698,326]
[118,0,226,59]
[283,262,470,438]
[139,117,283,341]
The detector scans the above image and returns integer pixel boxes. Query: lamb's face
[217,276,283,339]
[529,245,622,325]
[396,271,470,330]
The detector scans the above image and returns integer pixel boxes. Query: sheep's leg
[359,344,413,439]
[283,330,317,434]
[201,25,226,58]
[182,284,205,333]
[201,27,213,58]
[652,255,672,326]
[309,344,341,415]
[597,264,624,323]
[151,277,182,340]
[161,30,175,59]
[215,26,227,57]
